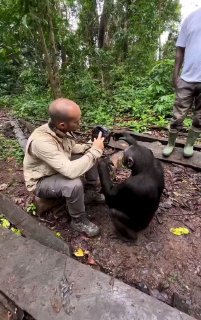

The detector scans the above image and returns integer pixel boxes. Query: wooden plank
[112,130,201,151]
[108,138,201,171]
[140,141,201,171]
[0,194,71,256]
[19,118,36,133]
[9,118,27,152]
[108,137,129,150]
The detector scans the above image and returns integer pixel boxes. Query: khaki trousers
[35,155,98,218]
[170,78,201,132]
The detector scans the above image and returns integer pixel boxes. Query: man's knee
[72,178,84,191]
[62,178,84,198]
[170,118,183,131]
[170,103,187,130]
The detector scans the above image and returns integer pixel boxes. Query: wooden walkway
[109,137,201,171]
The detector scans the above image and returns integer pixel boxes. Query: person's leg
[35,174,100,236]
[184,82,201,157]
[163,79,195,157]
[193,83,201,131]
[71,154,104,204]
[171,79,195,130]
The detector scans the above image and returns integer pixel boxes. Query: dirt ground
[0,109,201,319]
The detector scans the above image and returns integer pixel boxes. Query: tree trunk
[98,0,113,48]
[61,45,68,68]
[38,25,60,99]
[88,0,99,47]
[158,0,163,60]
[98,0,107,48]
[46,0,62,98]
[122,0,132,59]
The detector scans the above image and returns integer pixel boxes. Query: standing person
[163,7,201,158]
[23,98,105,237]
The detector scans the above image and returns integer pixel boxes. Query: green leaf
[11,227,22,235]
[0,218,10,229]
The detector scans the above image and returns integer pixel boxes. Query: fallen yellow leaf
[170,227,190,236]
[73,247,90,257]
[55,232,62,238]
[74,248,85,257]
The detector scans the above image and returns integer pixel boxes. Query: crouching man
[23,98,104,237]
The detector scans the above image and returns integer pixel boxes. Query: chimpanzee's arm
[98,158,116,196]
[113,132,137,146]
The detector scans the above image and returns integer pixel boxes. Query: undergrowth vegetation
[0,134,24,164]
[0,0,190,132]
[0,59,181,132]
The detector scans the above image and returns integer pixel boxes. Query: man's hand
[92,131,105,150]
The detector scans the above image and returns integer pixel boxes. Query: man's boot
[70,216,100,237]
[163,129,178,157]
[183,129,200,158]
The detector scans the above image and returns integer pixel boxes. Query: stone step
[0,228,195,320]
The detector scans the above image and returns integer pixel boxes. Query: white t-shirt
[176,8,201,82]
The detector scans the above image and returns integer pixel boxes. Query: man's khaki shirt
[23,124,103,192]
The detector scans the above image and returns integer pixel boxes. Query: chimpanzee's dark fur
[98,132,164,242]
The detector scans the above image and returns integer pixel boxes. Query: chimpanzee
[98,132,164,242]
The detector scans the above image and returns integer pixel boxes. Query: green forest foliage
[0,0,182,131]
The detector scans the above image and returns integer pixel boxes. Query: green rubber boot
[163,130,178,157]
[183,129,200,158]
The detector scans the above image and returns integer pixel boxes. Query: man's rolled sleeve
[31,140,102,179]
[71,143,91,154]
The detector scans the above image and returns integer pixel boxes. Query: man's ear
[127,156,134,168]
[58,122,65,129]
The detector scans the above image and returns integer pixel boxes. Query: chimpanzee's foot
[84,188,105,205]
[109,232,138,246]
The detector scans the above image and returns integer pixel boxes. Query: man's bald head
[48,98,81,132]
[49,98,81,124]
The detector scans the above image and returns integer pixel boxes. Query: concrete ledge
[0,228,195,320]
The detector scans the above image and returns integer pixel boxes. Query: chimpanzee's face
[122,146,136,169]
[123,144,154,173]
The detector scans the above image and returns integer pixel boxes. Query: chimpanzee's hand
[112,132,124,141]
